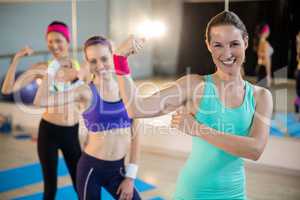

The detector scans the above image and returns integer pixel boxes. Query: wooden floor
[0,133,300,200]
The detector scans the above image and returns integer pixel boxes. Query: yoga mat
[13,178,155,200]
[0,158,155,193]
[12,185,114,200]
[274,112,298,127]
[148,197,165,200]
[0,158,68,192]
[287,122,300,138]
[3,159,156,199]
[270,120,284,137]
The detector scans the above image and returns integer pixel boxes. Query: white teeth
[223,61,233,64]
[221,59,235,65]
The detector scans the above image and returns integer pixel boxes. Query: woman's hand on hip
[117,178,135,200]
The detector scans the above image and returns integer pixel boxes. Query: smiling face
[85,44,113,79]
[47,32,69,59]
[206,25,248,76]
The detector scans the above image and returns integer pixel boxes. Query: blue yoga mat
[1,159,156,199]
[270,120,284,137]
[134,178,155,192]
[12,185,114,200]
[148,197,165,200]
[275,113,300,138]
[287,122,300,138]
[271,112,300,138]
[12,185,77,200]
[12,178,155,200]
[274,113,298,127]
[12,186,164,200]
[0,158,68,192]
[14,134,31,140]
[270,126,284,137]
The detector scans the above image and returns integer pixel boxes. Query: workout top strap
[196,74,256,135]
[82,83,132,133]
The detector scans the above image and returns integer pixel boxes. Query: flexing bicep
[137,83,187,117]
[248,87,273,155]
[34,76,91,108]
[119,75,196,118]
[13,63,46,92]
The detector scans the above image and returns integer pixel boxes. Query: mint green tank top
[173,75,256,200]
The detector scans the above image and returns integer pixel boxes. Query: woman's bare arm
[2,47,46,94]
[33,75,91,109]
[117,74,201,118]
[172,86,273,161]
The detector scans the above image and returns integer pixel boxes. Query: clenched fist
[115,35,146,57]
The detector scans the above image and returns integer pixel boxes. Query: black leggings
[76,152,141,200]
[38,119,81,200]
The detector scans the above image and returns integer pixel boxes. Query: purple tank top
[82,83,132,132]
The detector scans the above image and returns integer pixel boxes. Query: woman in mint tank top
[113,11,273,200]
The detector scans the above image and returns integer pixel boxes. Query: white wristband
[125,163,138,179]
